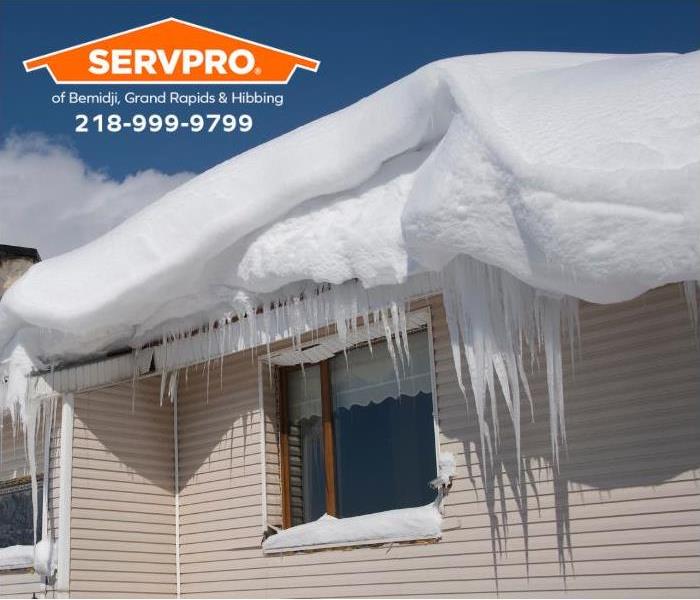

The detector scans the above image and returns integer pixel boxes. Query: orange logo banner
[24,18,319,84]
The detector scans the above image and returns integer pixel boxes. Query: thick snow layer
[33,538,52,576]
[0,541,54,573]
[1,51,698,364]
[262,503,442,552]
[431,451,457,488]
[0,544,34,570]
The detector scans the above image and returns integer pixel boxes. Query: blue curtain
[334,391,437,518]
[300,416,326,522]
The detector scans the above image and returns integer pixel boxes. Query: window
[279,328,437,527]
[1,414,45,558]
[0,476,43,548]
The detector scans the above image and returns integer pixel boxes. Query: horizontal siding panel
[179,556,700,588]
[181,544,700,579]
[72,487,175,506]
[73,571,176,584]
[179,539,700,576]
[70,452,173,471]
[178,483,263,508]
[179,574,700,597]
[180,501,265,527]
[179,573,700,596]
[71,559,176,574]
[72,477,174,496]
[71,538,175,553]
[71,528,175,546]
[0,572,45,598]
[72,517,175,535]
[69,380,176,595]
[70,497,174,516]
[68,507,175,525]
[71,549,175,564]
[70,581,176,594]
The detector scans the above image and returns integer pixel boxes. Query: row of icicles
[151,255,582,479]
[2,254,698,554]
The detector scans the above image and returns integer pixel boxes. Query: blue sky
[2,0,699,178]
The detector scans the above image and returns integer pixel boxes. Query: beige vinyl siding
[0,399,61,599]
[0,571,46,599]
[177,283,700,598]
[177,354,267,560]
[69,377,177,598]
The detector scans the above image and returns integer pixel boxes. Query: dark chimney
[0,245,41,298]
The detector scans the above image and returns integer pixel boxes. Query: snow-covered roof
[0,52,698,476]
[2,51,698,366]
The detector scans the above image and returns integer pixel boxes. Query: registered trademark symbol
[254,67,262,75]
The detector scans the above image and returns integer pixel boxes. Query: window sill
[262,503,442,554]
[0,544,34,571]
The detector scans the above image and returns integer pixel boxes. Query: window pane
[287,366,326,525]
[331,330,437,518]
[0,478,43,547]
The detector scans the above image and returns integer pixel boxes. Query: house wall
[68,377,177,598]
[0,399,62,599]
[176,283,700,598]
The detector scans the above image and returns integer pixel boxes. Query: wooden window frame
[278,360,337,528]
[276,321,436,530]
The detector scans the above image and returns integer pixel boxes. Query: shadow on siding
[442,285,700,591]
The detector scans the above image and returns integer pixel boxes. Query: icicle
[159,335,168,406]
[389,302,406,373]
[362,310,373,355]
[441,255,578,476]
[683,281,699,333]
[379,307,401,393]
[168,369,179,403]
[540,296,566,469]
[24,397,40,545]
[131,348,139,414]
[398,304,411,366]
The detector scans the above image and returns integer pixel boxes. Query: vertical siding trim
[173,373,181,599]
[41,398,54,544]
[257,359,268,533]
[426,305,442,468]
[56,393,73,596]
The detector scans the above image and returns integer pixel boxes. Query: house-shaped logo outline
[23,17,320,85]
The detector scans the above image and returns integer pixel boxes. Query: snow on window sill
[0,544,34,571]
[262,503,442,554]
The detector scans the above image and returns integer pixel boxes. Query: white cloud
[0,134,193,258]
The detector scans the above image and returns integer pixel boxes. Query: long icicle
[442,255,578,475]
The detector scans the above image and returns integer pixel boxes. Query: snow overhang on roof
[0,52,697,518]
[2,50,698,367]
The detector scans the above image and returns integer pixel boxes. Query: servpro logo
[23,18,319,84]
